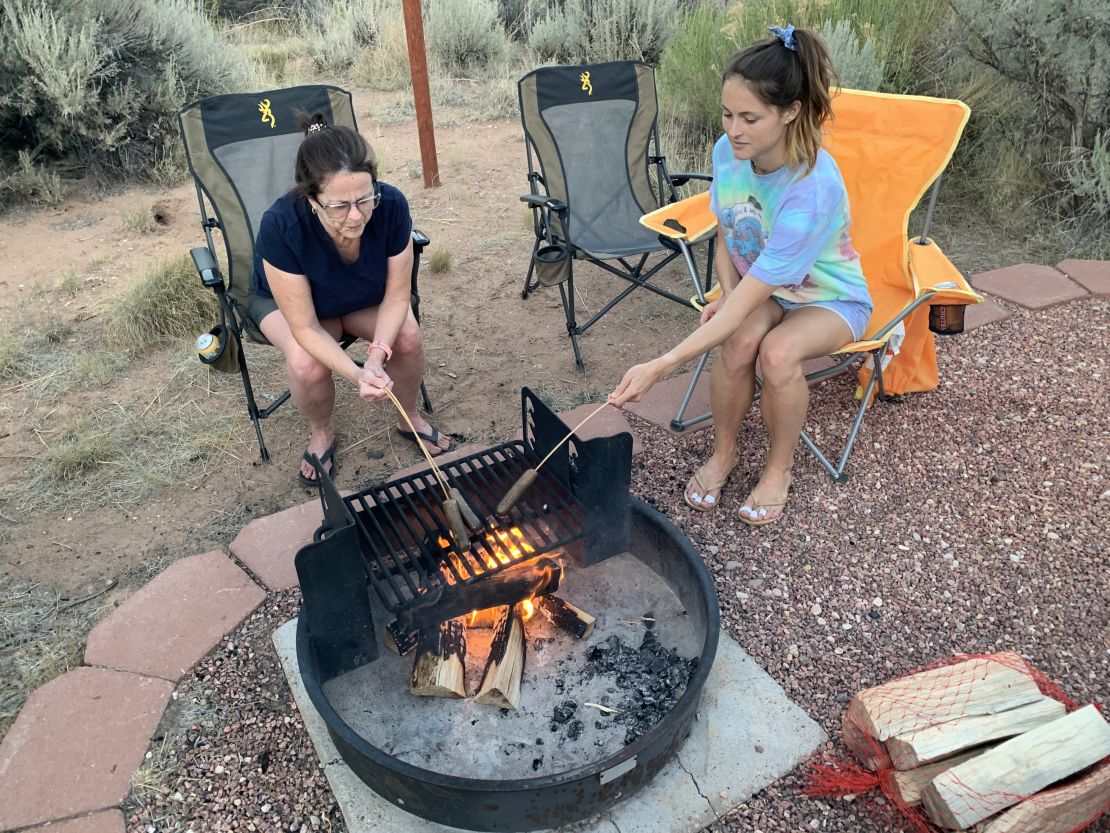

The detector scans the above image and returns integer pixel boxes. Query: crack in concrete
[677,754,721,823]
[609,818,624,833]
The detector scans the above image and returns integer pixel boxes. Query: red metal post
[401,0,441,188]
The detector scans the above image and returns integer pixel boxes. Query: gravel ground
[127,298,1109,833]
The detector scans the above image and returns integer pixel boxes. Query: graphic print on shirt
[720,196,765,275]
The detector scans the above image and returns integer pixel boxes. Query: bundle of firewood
[843,652,1110,831]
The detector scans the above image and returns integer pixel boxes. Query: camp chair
[665,90,982,482]
[517,61,717,370]
[178,84,431,462]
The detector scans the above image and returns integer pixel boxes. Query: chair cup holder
[533,243,571,287]
[928,303,967,335]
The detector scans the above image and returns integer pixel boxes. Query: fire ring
[296,496,720,832]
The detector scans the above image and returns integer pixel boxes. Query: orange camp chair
[662,90,982,482]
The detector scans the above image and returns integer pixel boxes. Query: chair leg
[231,327,272,463]
[522,239,540,299]
[670,352,712,431]
[799,351,882,483]
[558,268,585,371]
[420,380,433,413]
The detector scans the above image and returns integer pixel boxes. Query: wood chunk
[475,604,526,709]
[976,761,1110,833]
[883,745,999,806]
[843,713,892,772]
[887,698,1066,770]
[537,594,596,639]
[921,705,1110,830]
[847,652,1042,742]
[410,618,467,698]
[465,607,500,628]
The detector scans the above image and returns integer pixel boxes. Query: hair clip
[307,122,328,134]
[769,24,797,51]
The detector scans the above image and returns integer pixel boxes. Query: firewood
[846,652,1042,743]
[410,618,467,699]
[887,697,1066,770]
[883,745,999,806]
[466,607,500,628]
[843,712,892,772]
[538,594,596,639]
[921,705,1110,830]
[975,760,1110,833]
[475,604,526,709]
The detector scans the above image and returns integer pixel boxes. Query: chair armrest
[908,238,982,305]
[412,228,430,252]
[520,194,567,213]
[190,246,224,289]
[668,172,712,187]
[640,191,717,242]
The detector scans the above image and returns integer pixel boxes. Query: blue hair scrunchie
[769,24,797,51]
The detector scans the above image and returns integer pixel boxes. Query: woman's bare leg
[742,306,853,522]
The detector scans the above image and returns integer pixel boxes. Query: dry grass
[427,246,453,273]
[119,210,157,235]
[103,254,218,349]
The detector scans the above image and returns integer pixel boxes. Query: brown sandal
[738,495,789,526]
[683,466,733,512]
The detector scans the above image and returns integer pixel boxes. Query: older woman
[250,113,456,485]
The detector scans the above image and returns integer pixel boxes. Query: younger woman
[610,25,871,525]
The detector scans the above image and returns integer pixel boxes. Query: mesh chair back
[518,62,664,259]
[824,90,970,298]
[178,85,357,307]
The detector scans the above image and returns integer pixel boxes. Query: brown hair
[722,27,838,171]
[290,111,378,199]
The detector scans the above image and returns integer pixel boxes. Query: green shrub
[0,0,247,204]
[103,255,218,348]
[528,0,680,65]
[657,2,733,150]
[354,5,411,90]
[0,150,66,207]
[818,19,883,91]
[426,0,509,73]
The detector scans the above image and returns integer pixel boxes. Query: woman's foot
[299,434,337,485]
[684,459,735,512]
[396,415,458,456]
[739,470,792,526]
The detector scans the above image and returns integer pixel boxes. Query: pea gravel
[126,299,1109,833]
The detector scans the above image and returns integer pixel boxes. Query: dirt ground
[0,86,722,603]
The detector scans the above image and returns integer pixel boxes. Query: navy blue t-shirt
[250,181,412,320]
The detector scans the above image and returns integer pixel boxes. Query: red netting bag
[802,652,1110,832]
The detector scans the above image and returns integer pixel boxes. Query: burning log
[538,594,596,639]
[475,604,526,709]
[466,607,500,628]
[410,618,467,699]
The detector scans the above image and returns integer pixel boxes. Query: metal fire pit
[293,391,720,832]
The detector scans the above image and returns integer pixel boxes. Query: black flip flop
[299,438,338,487]
[396,426,459,457]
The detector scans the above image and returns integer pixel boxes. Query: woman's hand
[609,358,668,406]
[699,298,722,325]
[357,359,393,402]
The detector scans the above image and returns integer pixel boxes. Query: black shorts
[247,293,280,328]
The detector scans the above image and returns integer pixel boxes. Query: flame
[521,598,536,621]
[482,526,536,569]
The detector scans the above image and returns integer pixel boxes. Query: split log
[843,715,892,772]
[846,652,1042,744]
[465,607,500,628]
[537,594,596,639]
[475,604,525,709]
[883,745,999,806]
[921,705,1110,830]
[410,618,467,698]
[975,760,1110,833]
[887,697,1066,770]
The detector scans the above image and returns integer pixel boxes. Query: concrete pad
[273,619,824,833]
[84,551,265,682]
[25,809,125,833]
[960,298,1013,332]
[622,370,712,434]
[230,498,324,590]
[970,263,1087,309]
[0,668,172,832]
[558,402,642,455]
[1056,258,1110,297]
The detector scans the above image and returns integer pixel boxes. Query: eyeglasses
[318,191,381,220]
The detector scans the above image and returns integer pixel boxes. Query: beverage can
[196,332,221,362]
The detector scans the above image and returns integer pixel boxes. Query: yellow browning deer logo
[258,98,275,129]
[580,72,593,96]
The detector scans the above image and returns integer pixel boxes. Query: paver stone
[960,298,1012,331]
[25,809,125,833]
[230,498,325,590]
[970,263,1087,309]
[1056,258,1110,297]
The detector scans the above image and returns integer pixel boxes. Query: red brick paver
[622,369,713,433]
[25,809,125,833]
[84,551,264,681]
[1056,258,1110,297]
[557,402,642,455]
[0,668,171,832]
[970,263,1087,309]
[389,443,487,481]
[230,498,324,590]
[961,298,1013,331]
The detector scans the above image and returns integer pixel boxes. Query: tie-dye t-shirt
[709,136,871,309]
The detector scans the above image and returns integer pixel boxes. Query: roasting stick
[382,388,478,547]
[495,399,611,515]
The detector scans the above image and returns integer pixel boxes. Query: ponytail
[290,110,378,199]
[722,25,838,171]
